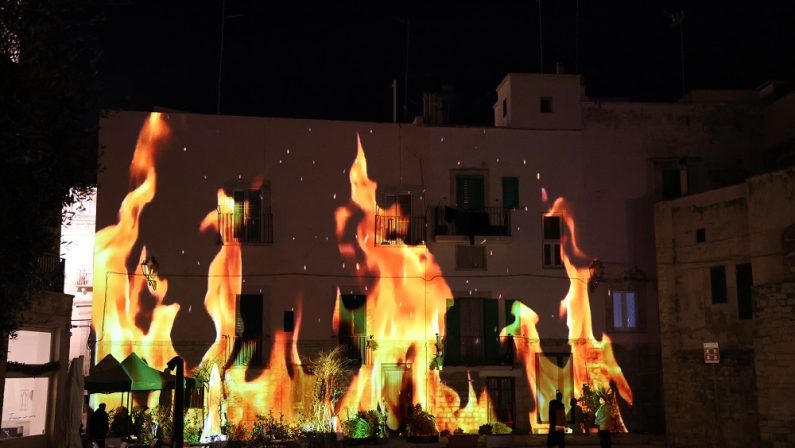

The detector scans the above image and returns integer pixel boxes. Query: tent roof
[85,353,196,394]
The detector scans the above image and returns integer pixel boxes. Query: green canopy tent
[85,353,195,394]
[84,354,132,394]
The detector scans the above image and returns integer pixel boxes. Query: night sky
[99,1,795,125]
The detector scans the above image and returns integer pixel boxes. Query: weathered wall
[753,282,795,448]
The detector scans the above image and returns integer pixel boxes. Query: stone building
[654,83,795,447]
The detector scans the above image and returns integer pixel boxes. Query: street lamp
[140,255,159,290]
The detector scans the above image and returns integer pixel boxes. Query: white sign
[704,342,720,364]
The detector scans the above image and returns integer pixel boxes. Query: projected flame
[93,114,633,433]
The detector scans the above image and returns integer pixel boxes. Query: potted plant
[405,404,438,443]
[481,423,513,448]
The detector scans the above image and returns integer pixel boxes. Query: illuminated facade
[92,74,764,435]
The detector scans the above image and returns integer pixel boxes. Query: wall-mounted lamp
[141,256,159,290]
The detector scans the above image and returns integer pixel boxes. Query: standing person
[568,397,587,435]
[547,390,566,448]
[594,396,613,448]
[89,403,109,447]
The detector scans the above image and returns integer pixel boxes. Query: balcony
[443,335,517,367]
[375,212,426,246]
[218,208,273,244]
[434,206,511,239]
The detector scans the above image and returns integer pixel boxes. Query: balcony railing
[434,206,511,238]
[230,336,265,367]
[375,214,426,245]
[218,209,273,244]
[443,335,517,367]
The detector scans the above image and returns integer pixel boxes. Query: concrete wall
[494,74,582,130]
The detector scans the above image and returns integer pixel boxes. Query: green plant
[151,404,173,442]
[406,404,437,436]
[491,422,512,435]
[305,346,351,432]
[184,409,203,444]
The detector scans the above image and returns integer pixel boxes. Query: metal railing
[218,209,273,244]
[374,214,426,245]
[37,253,65,292]
[433,206,512,237]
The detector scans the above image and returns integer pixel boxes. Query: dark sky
[99,1,795,125]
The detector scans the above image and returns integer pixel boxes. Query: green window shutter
[502,177,519,209]
[444,299,461,366]
[483,299,500,364]
[456,175,485,211]
[504,299,517,329]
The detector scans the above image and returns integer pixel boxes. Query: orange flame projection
[94,115,633,434]
[93,112,179,370]
[544,197,633,427]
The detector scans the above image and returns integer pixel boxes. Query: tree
[0,0,101,335]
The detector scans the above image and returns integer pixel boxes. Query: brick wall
[753,282,795,448]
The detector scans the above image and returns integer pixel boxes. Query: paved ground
[377,434,669,448]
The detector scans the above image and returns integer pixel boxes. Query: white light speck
[498,293,502,299]
[469,290,472,295]
[440,137,444,143]
[197,261,201,266]
[466,279,469,284]
[300,176,303,182]
[496,158,500,163]
[356,263,360,270]
[259,289,262,293]
[536,172,541,180]
[506,267,510,273]
[482,128,486,134]
[517,226,521,231]
[238,174,242,179]
[188,305,192,312]
[292,236,296,241]
[303,265,307,271]
[524,206,528,212]
[523,159,526,165]
[369,129,373,134]
[342,263,346,269]
[183,146,187,152]
[325,236,329,241]
[481,239,487,244]
[333,193,337,199]
[279,159,283,164]
[312,160,316,164]
[203,175,207,180]
[308,127,312,132]
[286,148,290,154]
[181,250,185,255]
[457,161,461,166]
[343,169,346,174]
[489,250,493,256]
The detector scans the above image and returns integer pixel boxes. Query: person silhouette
[547,390,566,448]
[89,403,109,447]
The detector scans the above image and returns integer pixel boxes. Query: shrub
[406,404,437,436]
[491,422,512,435]
[477,424,492,435]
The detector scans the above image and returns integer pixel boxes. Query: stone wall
[753,282,795,448]
[660,349,758,448]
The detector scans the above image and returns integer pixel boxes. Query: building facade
[92,74,766,435]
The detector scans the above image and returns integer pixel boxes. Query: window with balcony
[376,190,425,245]
[434,171,511,239]
[218,186,273,244]
[542,215,562,268]
[444,298,509,366]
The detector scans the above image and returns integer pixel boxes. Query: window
[736,263,753,320]
[233,294,264,366]
[540,96,552,113]
[502,98,508,117]
[283,310,295,332]
[696,228,706,243]
[655,159,689,200]
[4,331,53,437]
[444,298,500,365]
[612,291,638,330]
[218,187,273,244]
[542,216,562,268]
[376,192,424,245]
[502,177,519,209]
[710,266,727,304]
[455,174,486,211]
[456,245,486,270]
[338,294,367,364]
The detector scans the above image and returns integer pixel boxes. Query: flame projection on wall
[93,113,632,432]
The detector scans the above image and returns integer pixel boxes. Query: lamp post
[140,256,159,290]
[166,356,184,448]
